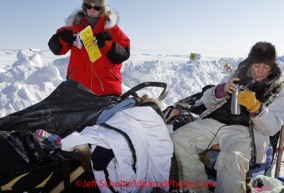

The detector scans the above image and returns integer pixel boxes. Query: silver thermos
[231,81,241,115]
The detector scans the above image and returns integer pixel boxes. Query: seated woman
[171,42,284,193]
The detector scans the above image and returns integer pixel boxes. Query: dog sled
[0,80,171,193]
[0,80,283,193]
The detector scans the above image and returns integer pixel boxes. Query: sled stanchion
[50,166,85,193]
[275,125,284,177]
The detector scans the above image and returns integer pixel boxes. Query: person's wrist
[97,41,106,48]
[250,104,262,117]
[249,101,261,113]
[215,83,228,98]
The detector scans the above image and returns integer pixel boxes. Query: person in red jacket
[48,0,130,96]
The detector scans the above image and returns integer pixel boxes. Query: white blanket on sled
[61,106,174,193]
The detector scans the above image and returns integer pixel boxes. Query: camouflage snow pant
[171,118,252,193]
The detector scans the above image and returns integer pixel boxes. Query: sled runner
[0,80,170,193]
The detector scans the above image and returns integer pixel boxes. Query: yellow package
[80,26,101,62]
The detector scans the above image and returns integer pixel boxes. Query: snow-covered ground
[0,49,284,176]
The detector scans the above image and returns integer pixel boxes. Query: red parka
[48,9,130,96]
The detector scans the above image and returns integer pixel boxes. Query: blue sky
[0,0,283,58]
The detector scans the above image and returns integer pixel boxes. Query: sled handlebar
[121,82,169,101]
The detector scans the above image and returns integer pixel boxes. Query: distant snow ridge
[0,49,283,117]
[122,58,240,106]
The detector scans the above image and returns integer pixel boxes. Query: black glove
[94,32,113,48]
[58,29,75,45]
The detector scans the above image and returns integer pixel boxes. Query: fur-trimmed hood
[65,7,118,29]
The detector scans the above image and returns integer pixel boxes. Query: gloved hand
[94,31,112,48]
[237,90,261,112]
[58,29,75,45]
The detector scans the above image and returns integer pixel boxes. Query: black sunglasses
[84,3,101,11]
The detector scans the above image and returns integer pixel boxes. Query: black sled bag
[163,85,214,131]
[0,130,72,193]
[0,79,120,138]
